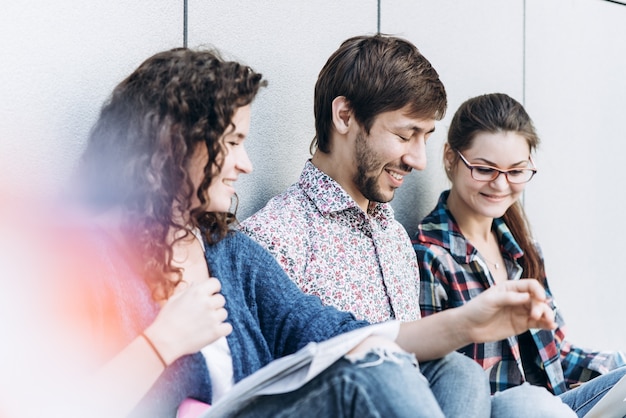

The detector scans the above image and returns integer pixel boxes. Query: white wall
[381,0,526,235]
[1,0,625,353]
[0,0,183,197]
[186,0,378,218]
[525,0,626,351]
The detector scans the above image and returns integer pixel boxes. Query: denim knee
[559,366,626,417]
[339,348,445,418]
[492,383,576,418]
[239,349,446,418]
[420,352,491,418]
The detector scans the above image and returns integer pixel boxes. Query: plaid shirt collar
[417,190,524,264]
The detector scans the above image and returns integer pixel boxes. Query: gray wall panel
[525,0,626,350]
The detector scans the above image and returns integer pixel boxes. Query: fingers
[172,274,219,296]
[502,278,548,302]
[172,276,222,300]
[192,276,222,294]
[216,321,233,338]
[529,301,557,329]
[499,280,556,331]
[152,275,233,358]
[502,279,556,328]
[186,277,229,322]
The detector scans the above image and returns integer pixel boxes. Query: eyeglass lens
[471,166,534,183]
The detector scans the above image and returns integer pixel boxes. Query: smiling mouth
[387,170,404,181]
[481,192,508,199]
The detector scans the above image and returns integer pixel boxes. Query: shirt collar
[298,160,394,227]
[417,190,523,262]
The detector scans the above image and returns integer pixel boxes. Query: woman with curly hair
[60,49,564,418]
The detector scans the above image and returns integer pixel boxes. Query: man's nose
[402,138,427,171]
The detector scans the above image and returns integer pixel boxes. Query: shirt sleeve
[559,338,626,385]
[548,293,626,384]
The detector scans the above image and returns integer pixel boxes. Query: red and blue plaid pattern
[413,191,625,395]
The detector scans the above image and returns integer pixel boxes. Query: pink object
[177,398,211,418]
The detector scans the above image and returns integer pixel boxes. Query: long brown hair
[446,93,544,282]
[75,47,266,299]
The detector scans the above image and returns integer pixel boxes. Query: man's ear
[331,96,352,135]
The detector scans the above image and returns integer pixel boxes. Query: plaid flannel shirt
[413,190,625,395]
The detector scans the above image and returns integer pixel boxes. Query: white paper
[201,321,400,418]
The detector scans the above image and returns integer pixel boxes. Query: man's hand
[461,278,556,343]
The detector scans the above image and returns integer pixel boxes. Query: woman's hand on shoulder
[144,277,233,365]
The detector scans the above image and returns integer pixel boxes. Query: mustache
[386,163,412,173]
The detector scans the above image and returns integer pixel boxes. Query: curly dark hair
[75,47,266,299]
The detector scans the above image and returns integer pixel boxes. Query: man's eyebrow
[398,124,436,135]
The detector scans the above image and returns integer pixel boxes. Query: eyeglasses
[456,151,537,184]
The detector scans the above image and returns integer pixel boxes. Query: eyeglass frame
[455,150,537,184]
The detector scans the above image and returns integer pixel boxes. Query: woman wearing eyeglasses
[413,92,626,417]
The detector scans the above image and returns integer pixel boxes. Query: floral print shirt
[239,160,421,323]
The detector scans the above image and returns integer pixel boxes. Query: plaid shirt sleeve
[559,338,626,385]
[550,300,626,385]
[415,196,626,393]
[544,278,626,386]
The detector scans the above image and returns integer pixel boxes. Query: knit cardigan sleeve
[205,231,369,383]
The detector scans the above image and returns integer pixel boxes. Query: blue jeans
[559,366,626,417]
[234,349,457,417]
[420,351,491,417]
[493,383,576,417]
[423,352,575,417]
[233,349,576,417]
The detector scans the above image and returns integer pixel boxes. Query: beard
[353,129,407,204]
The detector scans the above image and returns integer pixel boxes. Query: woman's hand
[143,277,233,365]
